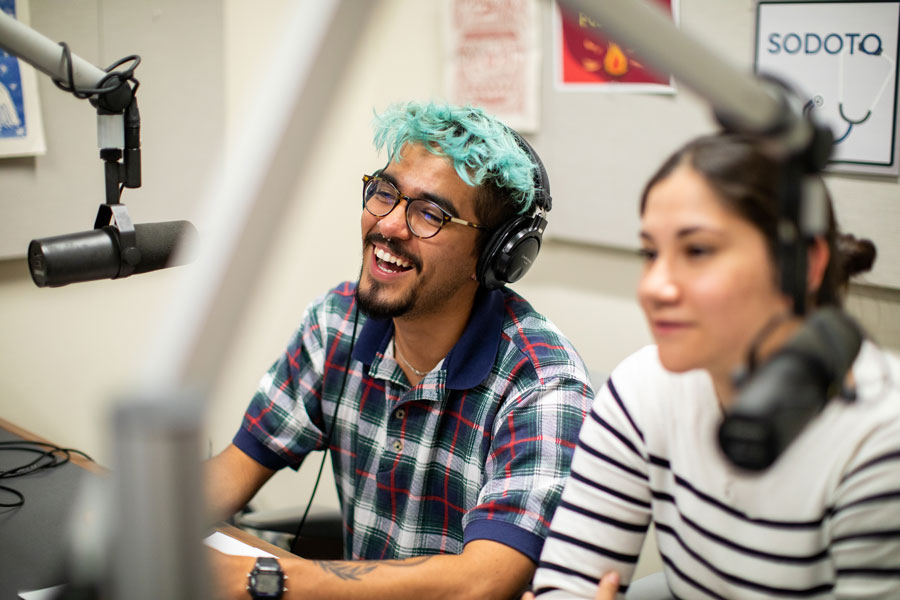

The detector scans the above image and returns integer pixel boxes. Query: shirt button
[392,439,403,452]
[395,408,406,420]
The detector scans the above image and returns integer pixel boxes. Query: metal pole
[113,1,378,598]
[139,0,378,392]
[109,394,208,600]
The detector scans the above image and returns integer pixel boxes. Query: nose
[638,255,680,306]
[377,199,413,240]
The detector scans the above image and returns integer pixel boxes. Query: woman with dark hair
[529,134,899,599]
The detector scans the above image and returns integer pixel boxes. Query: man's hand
[520,571,620,600]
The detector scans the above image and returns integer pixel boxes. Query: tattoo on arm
[380,557,433,568]
[313,556,434,581]
[314,562,378,581]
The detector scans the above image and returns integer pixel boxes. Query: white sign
[756,1,900,175]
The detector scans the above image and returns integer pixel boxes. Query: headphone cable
[289,299,360,554]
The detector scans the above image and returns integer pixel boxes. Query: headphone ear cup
[476,129,551,290]
[476,214,547,290]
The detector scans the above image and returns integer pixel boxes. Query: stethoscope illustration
[804,47,896,144]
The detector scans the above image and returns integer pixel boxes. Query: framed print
[443,0,541,132]
[0,0,47,158]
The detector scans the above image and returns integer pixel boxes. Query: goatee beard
[355,267,418,320]
[357,234,422,320]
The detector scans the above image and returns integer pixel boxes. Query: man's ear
[807,236,830,296]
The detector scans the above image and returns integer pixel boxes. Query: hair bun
[838,233,877,279]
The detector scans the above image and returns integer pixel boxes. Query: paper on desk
[203,531,276,558]
[19,584,66,599]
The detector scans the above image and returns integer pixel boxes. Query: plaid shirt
[234,281,592,562]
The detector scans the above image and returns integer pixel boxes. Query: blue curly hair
[372,101,538,215]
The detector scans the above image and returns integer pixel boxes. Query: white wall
[1,0,899,578]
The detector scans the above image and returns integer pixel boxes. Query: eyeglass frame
[362,174,489,239]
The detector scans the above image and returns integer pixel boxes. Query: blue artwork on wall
[0,0,27,139]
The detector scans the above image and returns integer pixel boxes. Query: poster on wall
[0,0,46,158]
[553,0,678,93]
[442,0,541,132]
[756,1,900,176]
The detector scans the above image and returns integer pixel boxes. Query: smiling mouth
[373,246,414,274]
[652,320,693,333]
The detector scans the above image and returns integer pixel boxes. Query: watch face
[255,573,282,595]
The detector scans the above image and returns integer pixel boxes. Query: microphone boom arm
[0,10,107,89]
[558,0,788,136]
[557,0,835,313]
[556,0,866,473]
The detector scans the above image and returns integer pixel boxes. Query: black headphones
[475,131,552,290]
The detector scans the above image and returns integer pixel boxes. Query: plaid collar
[352,286,504,390]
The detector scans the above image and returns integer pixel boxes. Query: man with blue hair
[207,101,592,599]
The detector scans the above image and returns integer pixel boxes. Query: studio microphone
[28,220,198,287]
[718,307,863,471]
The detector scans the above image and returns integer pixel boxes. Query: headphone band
[507,129,552,214]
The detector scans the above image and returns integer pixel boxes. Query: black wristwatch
[247,557,286,599]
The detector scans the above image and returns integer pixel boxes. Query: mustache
[364,233,422,271]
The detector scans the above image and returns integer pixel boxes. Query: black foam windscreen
[719,307,863,470]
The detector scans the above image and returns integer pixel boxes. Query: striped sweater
[533,342,900,599]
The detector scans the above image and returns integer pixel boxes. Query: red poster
[555,0,677,92]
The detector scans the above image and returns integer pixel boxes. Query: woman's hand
[594,572,620,599]
[520,571,620,600]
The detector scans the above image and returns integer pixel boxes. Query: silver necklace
[394,341,429,377]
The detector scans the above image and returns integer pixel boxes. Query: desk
[0,418,291,598]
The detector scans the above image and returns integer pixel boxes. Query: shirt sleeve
[463,374,593,563]
[233,295,331,471]
[828,406,900,599]
[532,368,653,599]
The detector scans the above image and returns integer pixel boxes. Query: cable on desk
[0,484,24,508]
[0,441,94,508]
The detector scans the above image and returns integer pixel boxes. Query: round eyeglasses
[362,175,488,239]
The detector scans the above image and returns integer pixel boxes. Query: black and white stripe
[534,342,900,599]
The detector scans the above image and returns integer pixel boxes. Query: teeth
[374,247,411,269]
